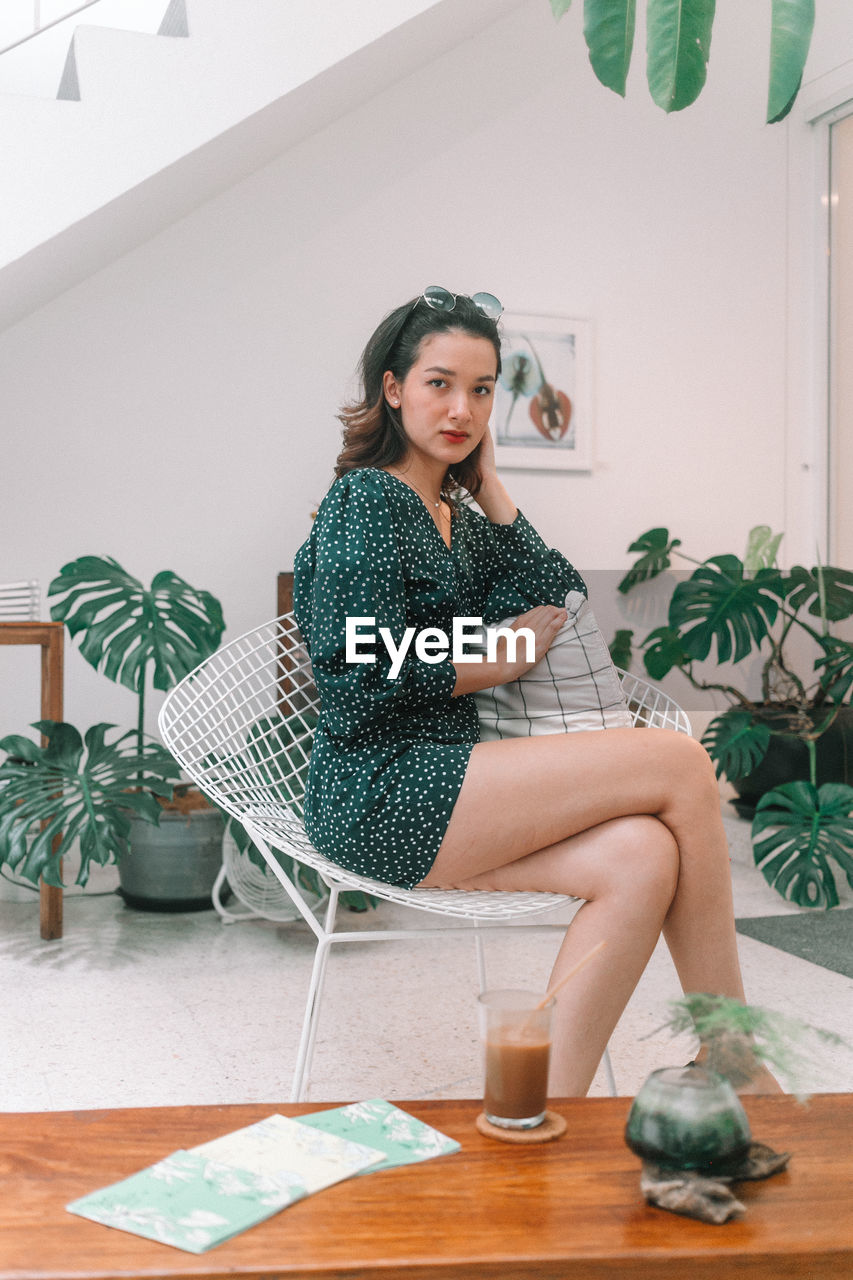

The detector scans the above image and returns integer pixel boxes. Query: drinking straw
[534,940,607,1010]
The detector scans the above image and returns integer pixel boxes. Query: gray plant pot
[118,807,225,912]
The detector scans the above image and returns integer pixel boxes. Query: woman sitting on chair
[293,287,779,1097]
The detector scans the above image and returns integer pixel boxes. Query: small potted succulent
[625,993,845,1172]
[615,526,853,908]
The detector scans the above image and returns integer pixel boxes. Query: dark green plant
[0,557,225,890]
[48,556,225,763]
[0,722,180,887]
[548,0,815,123]
[618,526,853,907]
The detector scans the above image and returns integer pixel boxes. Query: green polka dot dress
[292,467,586,888]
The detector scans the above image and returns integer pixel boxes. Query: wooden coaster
[476,1110,567,1143]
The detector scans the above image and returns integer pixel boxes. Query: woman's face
[383,329,498,472]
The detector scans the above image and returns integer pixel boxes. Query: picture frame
[493,312,593,471]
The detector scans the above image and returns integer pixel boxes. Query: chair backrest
[0,580,40,621]
[159,614,320,831]
[160,613,692,837]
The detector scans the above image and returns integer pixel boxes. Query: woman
[294,287,778,1096]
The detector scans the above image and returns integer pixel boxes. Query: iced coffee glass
[478,989,554,1129]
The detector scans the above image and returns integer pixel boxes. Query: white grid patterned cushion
[473,589,633,739]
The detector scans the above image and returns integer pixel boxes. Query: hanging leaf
[814,636,853,703]
[669,557,779,664]
[743,525,783,573]
[752,781,853,908]
[584,0,636,97]
[646,0,716,114]
[49,556,225,694]
[786,565,853,624]
[640,625,690,680]
[550,0,573,16]
[618,527,682,593]
[0,722,179,887]
[767,0,815,124]
[701,707,771,781]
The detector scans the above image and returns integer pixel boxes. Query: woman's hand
[450,604,568,697]
[496,605,567,682]
[477,422,499,483]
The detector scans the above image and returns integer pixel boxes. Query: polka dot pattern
[292,467,586,888]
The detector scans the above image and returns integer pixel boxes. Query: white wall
[2,0,853,742]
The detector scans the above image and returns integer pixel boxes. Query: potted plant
[626,992,844,1165]
[615,526,853,908]
[0,556,225,908]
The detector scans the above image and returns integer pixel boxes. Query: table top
[2,1094,851,1280]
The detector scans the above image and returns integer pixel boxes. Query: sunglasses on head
[416,285,503,320]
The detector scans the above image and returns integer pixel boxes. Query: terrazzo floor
[2,808,851,1113]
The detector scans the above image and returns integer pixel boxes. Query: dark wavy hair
[334,293,502,509]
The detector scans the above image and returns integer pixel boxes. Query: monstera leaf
[0,722,179,887]
[785,565,853,624]
[669,557,780,664]
[752,781,853,908]
[640,626,691,681]
[49,556,224,695]
[702,708,772,782]
[618,528,682,594]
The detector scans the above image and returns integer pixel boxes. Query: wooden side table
[0,621,64,939]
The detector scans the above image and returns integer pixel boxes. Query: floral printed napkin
[66,1114,384,1254]
[295,1099,461,1172]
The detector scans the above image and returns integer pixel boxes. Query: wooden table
[2,1095,851,1280]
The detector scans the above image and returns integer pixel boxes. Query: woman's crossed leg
[417,727,775,1095]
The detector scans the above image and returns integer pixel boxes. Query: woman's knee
[602,814,680,904]
[659,732,719,808]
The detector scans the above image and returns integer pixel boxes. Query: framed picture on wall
[493,312,592,471]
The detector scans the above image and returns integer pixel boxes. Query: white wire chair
[159,613,691,1101]
[0,580,40,620]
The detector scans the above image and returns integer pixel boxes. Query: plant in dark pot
[0,557,225,909]
[616,527,853,908]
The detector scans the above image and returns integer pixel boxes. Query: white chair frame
[159,613,691,1102]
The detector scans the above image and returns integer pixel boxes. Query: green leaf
[752,781,853,908]
[786,565,853,624]
[646,0,716,114]
[701,708,771,781]
[669,556,779,664]
[814,636,853,703]
[48,556,224,696]
[584,0,636,96]
[609,628,634,670]
[549,0,573,16]
[767,0,815,124]
[618,528,681,593]
[743,525,783,573]
[640,626,690,680]
[0,721,180,887]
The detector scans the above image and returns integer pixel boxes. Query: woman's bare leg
[418,727,779,1093]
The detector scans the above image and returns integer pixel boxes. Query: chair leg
[474,920,487,994]
[602,1046,617,1097]
[289,886,341,1103]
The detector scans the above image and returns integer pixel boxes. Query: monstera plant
[0,557,224,895]
[549,0,815,124]
[616,527,853,909]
